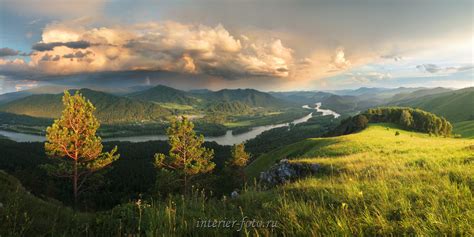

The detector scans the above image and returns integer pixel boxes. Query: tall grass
[1,124,473,236]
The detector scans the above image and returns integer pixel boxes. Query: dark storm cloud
[0,47,20,57]
[63,51,93,59]
[40,54,61,61]
[32,40,91,51]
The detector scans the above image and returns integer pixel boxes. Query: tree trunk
[183,174,187,197]
[73,159,78,208]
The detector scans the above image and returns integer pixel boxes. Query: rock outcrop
[259,159,319,187]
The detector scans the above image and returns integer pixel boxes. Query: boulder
[259,159,319,187]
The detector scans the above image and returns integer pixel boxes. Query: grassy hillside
[454,120,474,138]
[1,124,472,235]
[0,89,171,124]
[243,124,473,235]
[390,87,474,122]
[0,170,92,236]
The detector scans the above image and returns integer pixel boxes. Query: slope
[243,123,473,235]
[199,88,293,108]
[0,89,171,124]
[128,84,199,105]
[0,170,93,236]
[454,120,474,138]
[389,87,474,122]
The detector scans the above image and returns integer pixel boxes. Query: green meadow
[2,124,472,236]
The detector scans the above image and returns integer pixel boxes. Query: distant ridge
[0,89,171,124]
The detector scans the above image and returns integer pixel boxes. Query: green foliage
[365,107,452,136]
[230,143,250,168]
[0,89,171,124]
[4,125,472,236]
[154,116,215,194]
[0,171,93,236]
[327,114,369,136]
[44,90,119,204]
[224,143,250,188]
[206,101,252,114]
[453,120,474,138]
[128,85,199,105]
[330,107,452,137]
[390,87,474,122]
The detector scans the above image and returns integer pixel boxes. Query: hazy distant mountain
[128,85,200,105]
[330,87,389,96]
[388,87,474,122]
[0,85,70,105]
[189,89,213,94]
[389,87,452,102]
[0,89,171,124]
[269,91,333,104]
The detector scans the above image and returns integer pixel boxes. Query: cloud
[0,48,20,57]
[347,72,392,83]
[63,51,93,59]
[32,41,92,51]
[416,64,474,74]
[2,0,105,18]
[331,48,351,70]
[40,54,61,61]
[8,21,295,78]
[381,54,403,61]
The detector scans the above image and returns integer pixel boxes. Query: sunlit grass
[156,102,194,110]
[2,123,473,235]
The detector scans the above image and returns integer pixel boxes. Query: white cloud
[6,21,295,78]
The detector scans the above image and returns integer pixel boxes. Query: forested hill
[328,107,452,137]
[0,89,171,124]
[128,85,292,108]
[388,87,474,122]
[128,85,200,105]
[198,88,294,108]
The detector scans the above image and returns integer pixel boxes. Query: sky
[0,0,472,94]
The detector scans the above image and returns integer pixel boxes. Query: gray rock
[259,159,320,187]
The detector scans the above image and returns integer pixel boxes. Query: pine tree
[229,143,250,184]
[43,90,119,206]
[154,116,215,195]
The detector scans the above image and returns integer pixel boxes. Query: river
[0,103,339,145]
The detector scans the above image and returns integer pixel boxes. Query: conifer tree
[229,143,250,184]
[44,90,119,206]
[154,116,215,195]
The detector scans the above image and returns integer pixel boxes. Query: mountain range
[0,85,472,127]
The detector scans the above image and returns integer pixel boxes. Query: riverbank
[0,103,340,145]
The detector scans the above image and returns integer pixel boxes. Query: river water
[0,103,339,145]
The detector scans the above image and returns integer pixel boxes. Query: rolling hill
[244,124,473,235]
[389,87,474,122]
[453,120,474,138]
[389,87,452,102]
[206,101,252,114]
[128,85,200,105]
[201,88,293,108]
[0,89,171,124]
[269,91,333,104]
